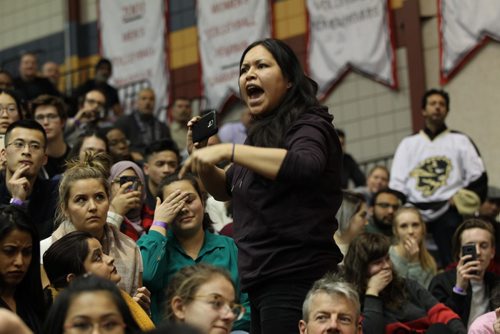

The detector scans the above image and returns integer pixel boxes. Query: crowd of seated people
[0,42,499,334]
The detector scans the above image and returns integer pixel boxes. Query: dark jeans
[427,206,463,268]
[247,279,315,334]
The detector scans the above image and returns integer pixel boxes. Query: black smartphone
[462,244,477,274]
[119,176,139,192]
[192,109,218,143]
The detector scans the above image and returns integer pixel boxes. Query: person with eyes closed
[43,275,141,334]
[39,152,143,297]
[164,263,245,334]
[343,233,466,334]
[43,231,154,331]
[138,172,250,331]
[389,207,437,289]
[179,38,343,334]
[0,205,45,334]
[0,120,58,239]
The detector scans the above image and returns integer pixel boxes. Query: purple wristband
[9,198,25,206]
[152,220,167,229]
[453,286,466,295]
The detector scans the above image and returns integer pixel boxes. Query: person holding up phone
[430,219,498,328]
[107,160,147,241]
[179,39,343,334]
[65,89,108,147]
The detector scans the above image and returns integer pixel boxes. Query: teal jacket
[138,229,250,330]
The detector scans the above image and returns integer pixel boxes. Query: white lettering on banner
[439,0,500,84]
[306,0,397,97]
[198,0,270,109]
[99,0,168,120]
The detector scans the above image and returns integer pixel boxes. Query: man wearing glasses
[32,94,69,179]
[0,120,58,238]
[365,189,402,238]
[65,89,107,146]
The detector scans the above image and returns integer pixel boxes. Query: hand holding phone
[191,110,218,143]
[462,244,478,275]
[119,176,139,193]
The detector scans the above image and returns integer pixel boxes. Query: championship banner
[439,0,500,84]
[99,0,168,120]
[306,0,397,97]
[197,0,271,109]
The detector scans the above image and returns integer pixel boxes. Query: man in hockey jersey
[389,88,487,267]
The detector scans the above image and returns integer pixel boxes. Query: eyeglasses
[0,104,18,115]
[34,113,59,122]
[190,294,245,320]
[64,319,126,334]
[6,139,43,152]
[108,138,130,147]
[375,203,400,210]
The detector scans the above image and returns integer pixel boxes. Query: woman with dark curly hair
[343,233,465,334]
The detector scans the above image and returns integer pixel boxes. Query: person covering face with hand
[344,233,466,333]
[389,207,437,288]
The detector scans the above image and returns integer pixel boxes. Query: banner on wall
[197,0,271,109]
[306,0,397,96]
[99,0,168,120]
[439,0,500,84]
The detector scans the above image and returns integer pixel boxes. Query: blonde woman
[389,207,437,288]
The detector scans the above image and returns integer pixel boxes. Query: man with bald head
[115,88,170,160]
[42,61,61,88]
[13,53,60,101]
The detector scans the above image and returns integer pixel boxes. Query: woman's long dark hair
[343,233,406,310]
[43,275,140,334]
[0,205,45,321]
[43,231,94,289]
[0,89,23,118]
[239,38,320,148]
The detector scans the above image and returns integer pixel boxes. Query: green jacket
[138,229,250,330]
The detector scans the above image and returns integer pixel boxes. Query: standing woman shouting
[181,38,343,334]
